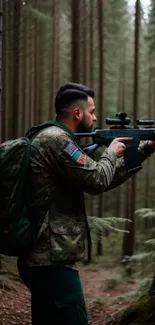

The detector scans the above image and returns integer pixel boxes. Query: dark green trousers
[17,263,88,325]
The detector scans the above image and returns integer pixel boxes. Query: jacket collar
[50,120,74,139]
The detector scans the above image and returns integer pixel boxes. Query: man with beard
[17,82,155,325]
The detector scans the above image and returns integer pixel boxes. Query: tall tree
[72,0,80,82]
[0,0,2,143]
[96,0,105,256]
[122,0,141,258]
[49,0,60,118]
[12,0,21,138]
[0,0,2,271]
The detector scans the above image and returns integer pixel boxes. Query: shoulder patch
[62,141,88,165]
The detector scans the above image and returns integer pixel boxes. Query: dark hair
[55,88,88,116]
[56,82,94,98]
[55,82,94,117]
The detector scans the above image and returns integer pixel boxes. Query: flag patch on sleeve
[62,141,88,165]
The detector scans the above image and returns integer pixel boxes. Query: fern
[145,239,155,246]
[137,278,152,292]
[135,208,155,219]
[130,252,154,263]
[113,290,138,303]
[132,208,155,273]
[135,208,152,215]
[104,273,124,290]
[87,216,131,238]
[100,217,132,224]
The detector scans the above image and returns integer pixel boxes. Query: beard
[76,115,93,133]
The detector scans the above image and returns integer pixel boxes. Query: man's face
[77,96,97,132]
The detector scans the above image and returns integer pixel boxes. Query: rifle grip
[124,141,142,172]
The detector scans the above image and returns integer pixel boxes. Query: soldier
[17,82,155,325]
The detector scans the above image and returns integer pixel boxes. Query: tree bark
[12,0,20,138]
[49,0,60,118]
[122,0,140,258]
[0,0,2,143]
[96,0,105,256]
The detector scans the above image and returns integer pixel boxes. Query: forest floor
[0,262,142,325]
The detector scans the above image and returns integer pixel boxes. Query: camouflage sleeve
[47,134,119,195]
[104,140,154,191]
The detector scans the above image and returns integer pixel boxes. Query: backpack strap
[13,139,32,214]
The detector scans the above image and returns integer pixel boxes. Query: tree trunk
[12,0,20,138]
[122,179,132,258]
[5,0,14,140]
[122,0,140,258]
[144,59,152,229]
[0,0,2,271]
[0,0,2,143]
[49,0,60,118]
[96,0,105,256]
[2,0,6,142]
[72,0,80,82]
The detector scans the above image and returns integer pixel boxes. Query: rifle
[74,112,155,172]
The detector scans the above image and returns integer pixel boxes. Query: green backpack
[0,120,62,257]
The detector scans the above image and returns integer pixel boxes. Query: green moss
[107,295,155,325]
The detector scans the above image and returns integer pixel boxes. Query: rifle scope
[105,112,131,126]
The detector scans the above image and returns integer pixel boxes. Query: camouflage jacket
[18,122,154,268]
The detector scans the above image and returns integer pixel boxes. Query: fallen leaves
[0,267,135,325]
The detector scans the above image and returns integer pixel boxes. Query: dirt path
[0,267,136,325]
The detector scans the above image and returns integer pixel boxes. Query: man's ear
[73,107,83,121]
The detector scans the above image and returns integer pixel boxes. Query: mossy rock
[107,294,155,325]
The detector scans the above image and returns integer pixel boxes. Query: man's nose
[93,115,97,122]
